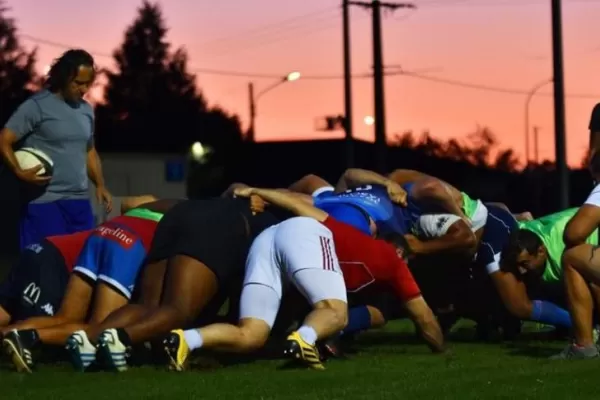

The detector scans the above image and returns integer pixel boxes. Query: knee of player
[237,323,270,352]
[161,304,196,326]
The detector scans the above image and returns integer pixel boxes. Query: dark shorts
[476,205,518,273]
[20,199,95,250]
[0,240,69,322]
[146,198,278,285]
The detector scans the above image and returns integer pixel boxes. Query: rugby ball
[14,147,54,177]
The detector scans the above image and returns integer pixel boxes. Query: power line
[207,13,346,58]
[199,8,340,55]
[389,71,600,98]
[418,0,600,8]
[18,33,600,98]
[195,6,339,51]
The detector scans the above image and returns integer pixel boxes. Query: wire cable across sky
[17,23,600,100]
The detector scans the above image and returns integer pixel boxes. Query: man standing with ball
[0,49,112,249]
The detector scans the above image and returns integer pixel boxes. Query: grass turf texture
[1,320,598,400]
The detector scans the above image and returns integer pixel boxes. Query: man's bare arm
[403,296,445,353]
[121,195,159,214]
[408,220,476,255]
[564,205,600,248]
[336,168,395,192]
[240,188,328,222]
[489,270,534,320]
[0,306,10,328]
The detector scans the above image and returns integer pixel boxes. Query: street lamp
[247,71,301,142]
[525,77,552,164]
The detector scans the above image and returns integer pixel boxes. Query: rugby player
[551,152,600,359]
[162,188,444,372]
[499,208,596,331]
[0,231,90,329]
[0,195,155,329]
[293,172,479,256]
[71,197,279,372]
[2,197,162,373]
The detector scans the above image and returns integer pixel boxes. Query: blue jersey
[314,184,422,236]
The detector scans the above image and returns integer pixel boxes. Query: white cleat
[96,329,129,372]
[66,330,97,372]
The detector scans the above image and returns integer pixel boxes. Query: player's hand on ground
[249,195,266,215]
[96,186,113,214]
[233,187,256,198]
[16,165,51,186]
[385,181,407,206]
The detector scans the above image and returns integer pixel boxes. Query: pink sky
[7,0,600,166]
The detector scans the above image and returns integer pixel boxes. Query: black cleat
[2,330,35,373]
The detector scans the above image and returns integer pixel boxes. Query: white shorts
[239,216,348,328]
[470,200,488,232]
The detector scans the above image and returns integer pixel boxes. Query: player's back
[321,217,412,295]
[46,230,93,272]
[315,184,414,235]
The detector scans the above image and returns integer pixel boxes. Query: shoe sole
[2,339,32,373]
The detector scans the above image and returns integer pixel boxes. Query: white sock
[297,325,318,345]
[183,329,204,351]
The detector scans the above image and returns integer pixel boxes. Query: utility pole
[533,125,540,164]
[551,0,569,208]
[352,0,415,173]
[342,0,354,168]
[248,82,256,142]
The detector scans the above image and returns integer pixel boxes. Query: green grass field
[2,321,598,400]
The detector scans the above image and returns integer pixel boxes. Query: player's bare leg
[65,282,130,371]
[86,260,167,341]
[550,245,599,359]
[96,256,219,371]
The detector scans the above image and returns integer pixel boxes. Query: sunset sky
[7,0,600,166]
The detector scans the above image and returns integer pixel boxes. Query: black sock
[115,328,132,346]
[18,329,40,348]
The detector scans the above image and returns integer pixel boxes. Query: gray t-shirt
[5,90,94,203]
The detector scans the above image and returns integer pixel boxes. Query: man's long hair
[45,49,95,91]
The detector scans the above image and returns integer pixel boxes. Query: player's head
[379,232,408,259]
[501,229,547,277]
[46,49,96,102]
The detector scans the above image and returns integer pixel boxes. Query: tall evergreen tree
[96,1,209,152]
[0,1,37,127]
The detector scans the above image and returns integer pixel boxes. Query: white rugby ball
[14,147,54,177]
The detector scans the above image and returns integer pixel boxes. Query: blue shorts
[476,205,518,275]
[73,223,147,299]
[20,199,94,250]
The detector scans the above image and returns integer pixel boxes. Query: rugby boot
[283,331,325,370]
[2,329,36,373]
[163,329,190,372]
[96,328,130,372]
[65,330,97,372]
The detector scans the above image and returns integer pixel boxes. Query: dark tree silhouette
[392,127,520,172]
[95,1,242,155]
[0,1,37,127]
